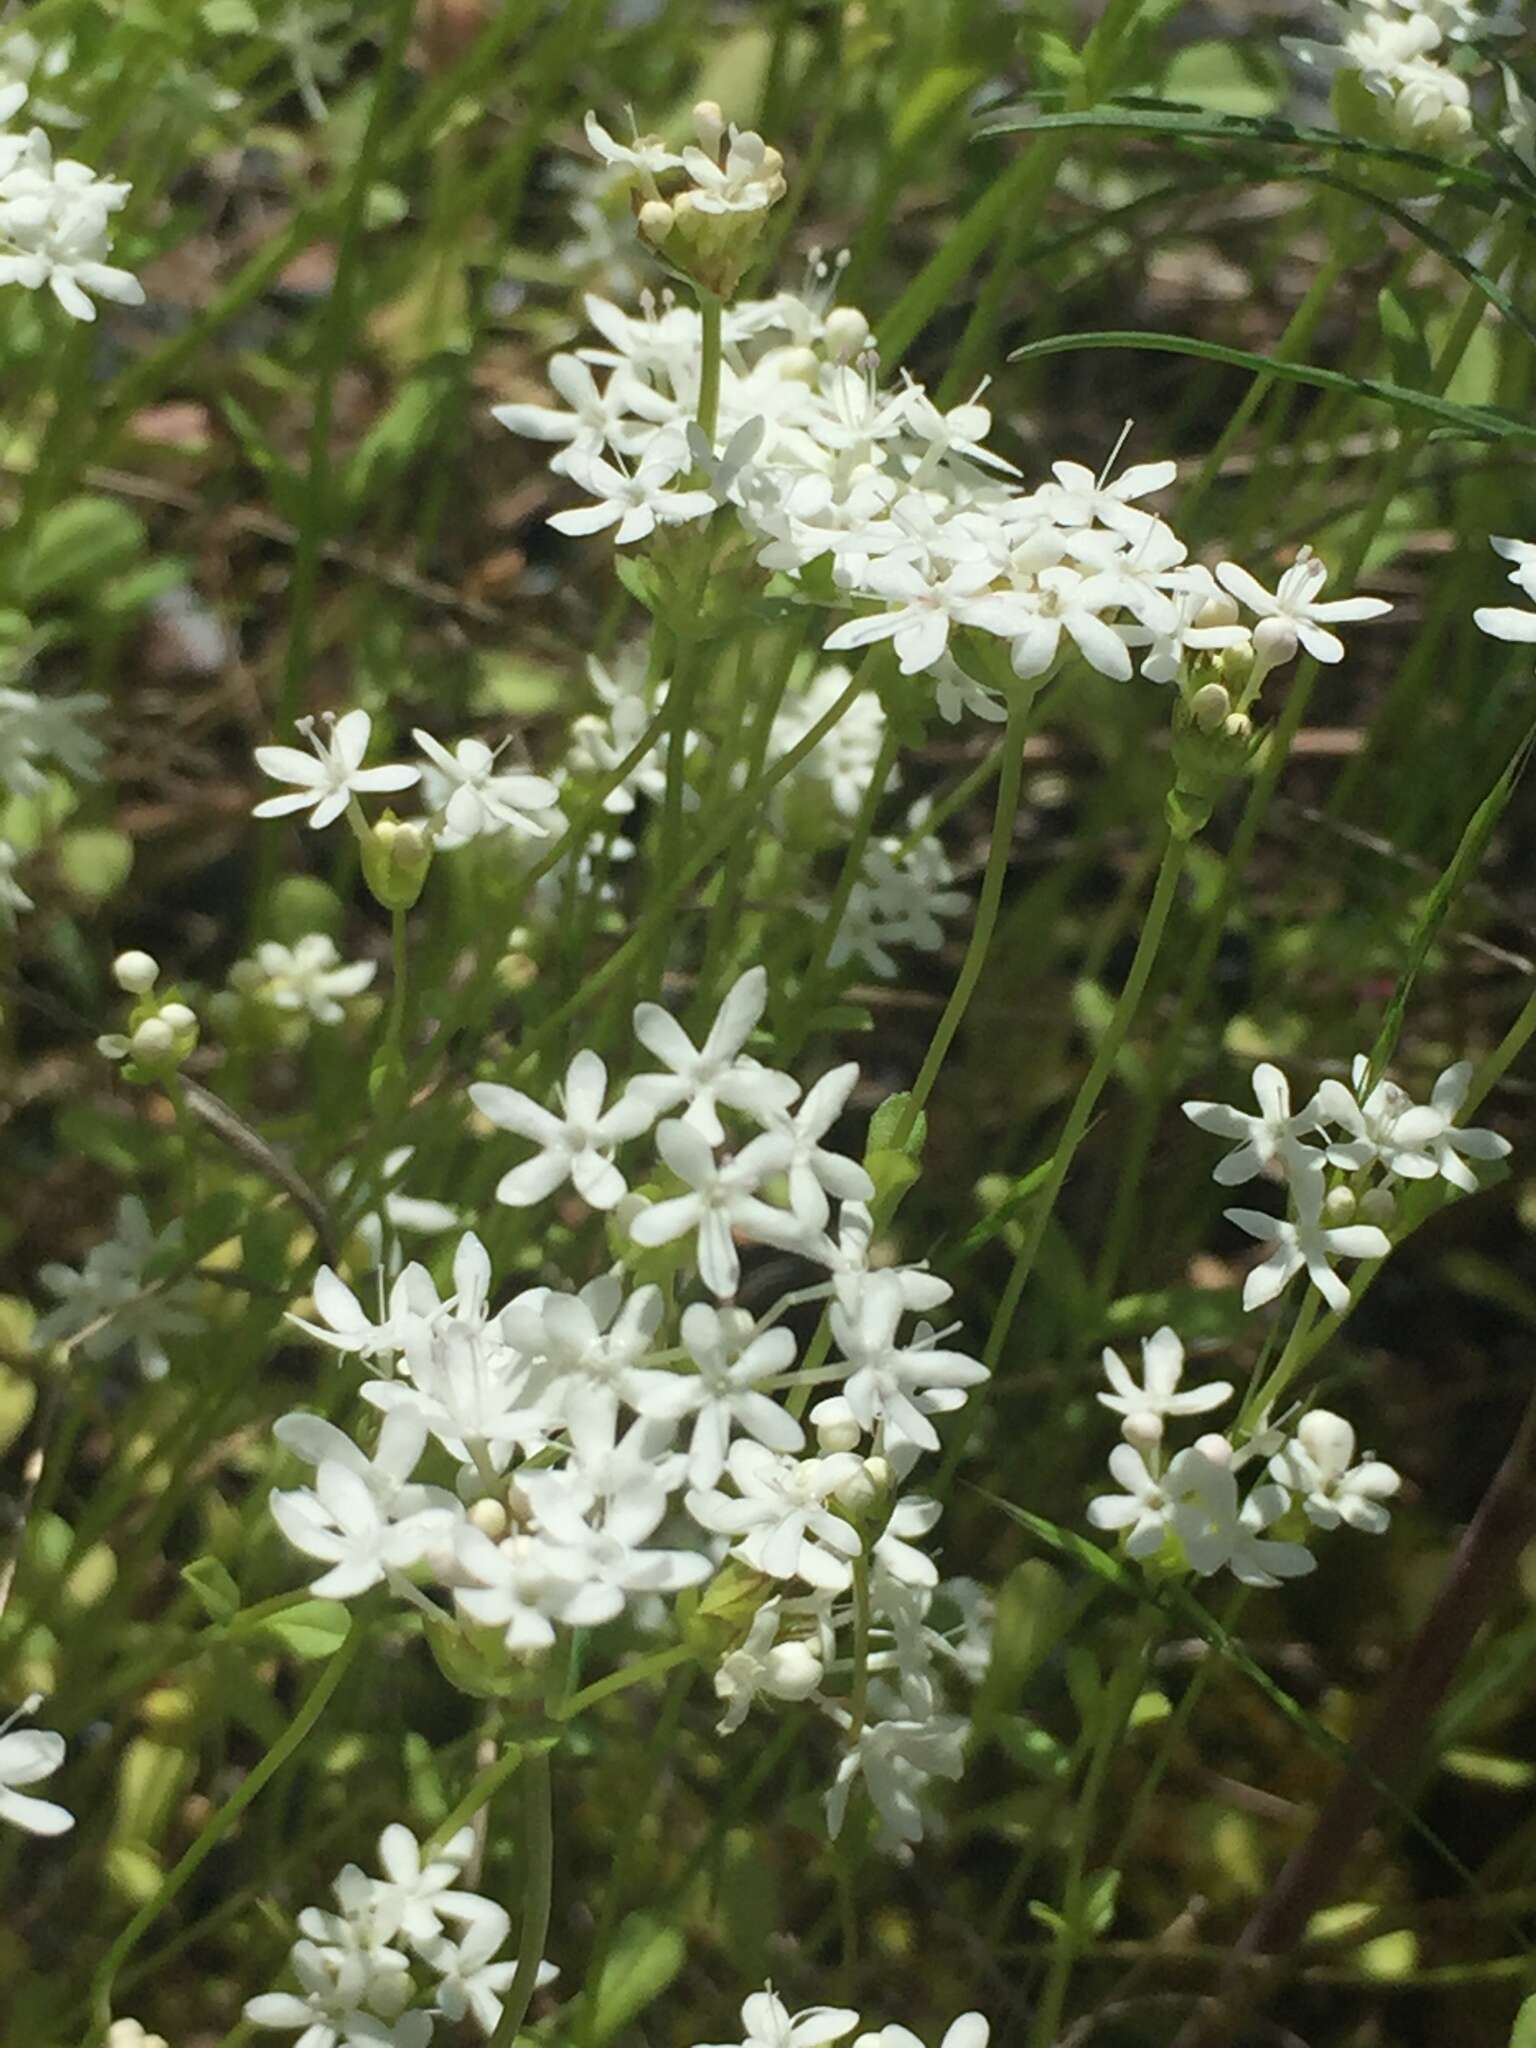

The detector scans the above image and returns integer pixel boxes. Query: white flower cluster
[1474,534,1536,647]
[0,1696,73,1837]
[0,79,143,322]
[225,933,378,1028]
[245,1821,556,2045]
[274,968,989,1853]
[1087,1052,1509,1589]
[1087,1326,1400,1588]
[819,811,968,983]
[497,117,1391,720]
[1185,1053,1509,1313]
[695,1990,989,2048]
[95,948,200,1076]
[1286,0,1522,151]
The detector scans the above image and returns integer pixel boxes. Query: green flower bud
[361,812,433,911]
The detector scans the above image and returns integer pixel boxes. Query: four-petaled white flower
[1215,546,1391,665]
[254,711,419,831]
[414,732,560,846]
[629,967,798,1142]
[1269,1410,1401,1534]
[1224,1172,1392,1312]
[629,1120,799,1298]
[1182,1063,1325,1185]
[697,1989,860,2048]
[687,1441,866,1591]
[0,1708,72,1836]
[472,1049,655,1210]
[1097,1326,1232,1442]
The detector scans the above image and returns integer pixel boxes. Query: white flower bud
[1195,590,1241,630]
[130,1017,176,1061]
[777,345,821,385]
[1120,1409,1164,1451]
[823,306,869,360]
[467,1497,509,1540]
[158,1001,196,1034]
[764,1639,823,1701]
[1252,616,1299,670]
[637,198,675,243]
[692,100,726,154]
[1324,1185,1357,1222]
[1221,712,1253,745]
[113,950,159,994]
[813,1397,862,1454]
[1190,681,1231,733]
[1359,1186,1397,1227]
[833,1459,882,1513]
[1193,1432,1233,1467]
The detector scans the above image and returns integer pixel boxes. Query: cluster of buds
[96,951,198,1079]
[586,101,785,299]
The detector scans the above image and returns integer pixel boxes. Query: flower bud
[834,1459,883,1514]
[1324,1185,1357,1222]
[158,1001,196,1034]
[467,1497,508,1540]
[130,1017,176,1062]
[1221,712,1253,745]
[823,306,869,360]
[361,813,433,912]
[777,345,821,385]
[1190,681,1231,734]
[692,100,726,154]
[764,1639,823,1701]
[1359,1186,1397,1226]
[1194,590,1240,630]
[113,950,159,994]
[1193,1432,1233,1467]
[1121,1409,1164,1451]
[813,1397,862,1454]
[1252,616,1299,672]
[637,198,675,244]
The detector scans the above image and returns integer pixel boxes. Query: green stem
[1030,1620,1154,2048]
[490,1745,555,2048]
[424,1741,529,1857]
[850,1552,873,1742]
[985,829,1188,1373]
[894,680,1036,1146]
[86,1620,365,2042]
[1243,1294,1322,1432]
[697,290,724,445]
[555,1641,695,1720]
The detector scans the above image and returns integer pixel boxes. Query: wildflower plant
[4,11,1536,2048]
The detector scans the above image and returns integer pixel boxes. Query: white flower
[769,665,891,818]
[1097,1326,1232,1441]
[1004,565,1137,682]
[713,1600,824,1733]
[0,129,144,323]
[413,732,560,846]
[629,1120,801,1298]
[550,446,715,545]
[825,1681,968,1852]
[765,1063,875,1230]
[362,1821,480,1946]
[245,1940,432,2048]
[252,934,376,1024]
[270,1460,454,1601]
[830,1271,988,1455]
[254,711,419,830]
[471,1049,655,1210]
[0,683,104,795]
[33,1195,202,1379]
[1417,1061,1513,1191]
[0,1708,72,1836]
[1316,1057,1442,1180]
[855,2017,990,2048]
[1224,1171,1392,1313]
[1182,1062,1326,1185]
[583,109,684,179]
[1268,1411,1401,1534]
[1034,454,1176,538]
[825,559,1023,678]
[697,1989,860,2048]
[679,120,786,216]
[417,1898,556,2033]
[629,967,798,1141]
[1170,1452,1316,1588]
[687,1441,865,1591]
[1087,1442,1196,1560]
[627,1302,804,1487]
[1215,547,1391,666]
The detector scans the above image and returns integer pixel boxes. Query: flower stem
[983,828,1188,1373]
[697,288,723,446]
[491,1742,555,2048]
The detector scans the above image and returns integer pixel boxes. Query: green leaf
[1162,41,1281,118]
[1510,1993,1536,2048]
[1007,331,1536,445]
[1378,287,1432,391]
[259,1599,350,1660]
[56,828,134,902]
[585,1913,686,2046]
[182,1556,241,1624]
[867,1090,926,1160]
[14,497,147,605]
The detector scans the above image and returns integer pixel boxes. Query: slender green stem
[697,290,724,445]
[985,829,1188,1373]
[1030,1619,1154,2048]
[1244,1294,1322,1432]
[555,1641,695,1720]
[894,680,1037,1147]
[425,1741,529,1857]
[1467,977,1536,1118]
[86,1620,365,2042]
[490,1745,555,2048]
